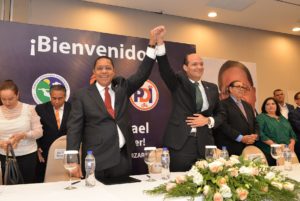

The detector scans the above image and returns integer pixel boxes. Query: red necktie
[104,87,115,118]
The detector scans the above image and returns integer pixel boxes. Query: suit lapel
[179,73,196,111]
[228,97,249,123]
[112,82,120,119]
[60,103,70,131]
[202,81,211,107]
[88,84,110,117]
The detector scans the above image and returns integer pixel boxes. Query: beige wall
[9,0,300,110]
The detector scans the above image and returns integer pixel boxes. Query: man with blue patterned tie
[214,80,259,156]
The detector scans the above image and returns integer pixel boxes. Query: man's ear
[183,64,188,72]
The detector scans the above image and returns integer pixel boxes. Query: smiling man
[214,80,259,156]
[67,27,160,180]
[155,26,225,171]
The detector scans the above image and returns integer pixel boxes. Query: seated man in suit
[214,80,259,156]
[67,27,161,179]
[155,26,225,171]
[35,84,71,182]
[288,91,300,160]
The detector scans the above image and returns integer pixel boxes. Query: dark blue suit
[288,107,300,159]
[157,54,224,171]
[35,101,71,182]
[214,97,259,155]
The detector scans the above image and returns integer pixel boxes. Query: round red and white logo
[130,79,159,111]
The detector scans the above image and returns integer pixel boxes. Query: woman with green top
[256,97,296,166]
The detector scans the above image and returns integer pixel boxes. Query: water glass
[205,145,217,162]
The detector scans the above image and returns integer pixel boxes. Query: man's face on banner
[219,66,256,109]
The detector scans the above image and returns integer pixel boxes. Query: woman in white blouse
[0,80,42,184]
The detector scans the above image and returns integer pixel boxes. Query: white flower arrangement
[146,156,300,201]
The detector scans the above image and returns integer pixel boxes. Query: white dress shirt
[95,82,126,148]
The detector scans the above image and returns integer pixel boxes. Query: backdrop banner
[0,21,195,174]
[0,22,257,175]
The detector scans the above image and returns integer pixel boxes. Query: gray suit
[67,56,155,177]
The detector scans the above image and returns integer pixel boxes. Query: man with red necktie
[67,27,161,180]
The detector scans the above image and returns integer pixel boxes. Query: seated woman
[256,97,296,166]
[0,80,42,184]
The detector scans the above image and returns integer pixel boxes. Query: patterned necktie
[55,109,61,129]
[194,82,203,111]
[237,101,248,120]
[104,87,115,118]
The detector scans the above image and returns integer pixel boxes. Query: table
[1,165,300,201]
[0,173,181,201]
[272,163,300,182]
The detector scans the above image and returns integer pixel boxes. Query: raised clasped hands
[150,25,166,46]
[186,114,209,128]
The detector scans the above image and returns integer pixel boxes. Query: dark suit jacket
[214,97,259,155]
[289,107,300,158]
[157,54,224,156]
[289,107,300,134]
[67,56,155,172]
[287,103,294,116]
[35,101,71,160]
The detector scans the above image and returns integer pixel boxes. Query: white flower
[229,156,240,165]
[264,172,276,180]
[187,166,203,185]
[239,166,253,175]
[219,184,232,198]
[239,166,258,176]
[227,167,239,177]
[283,182,295,191]
[208,160,223,173]
[271,181,283,190]
[203,185,210,196]
[195,160,208,169]
[216,157,226,165]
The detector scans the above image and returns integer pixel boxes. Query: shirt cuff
[236,134,243,142]
[156,44,166,56]
[207,117,215,128]
[146,47,156,60]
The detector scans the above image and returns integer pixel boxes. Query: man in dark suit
[155,26,225,171]
[35,85,71,182]
[67,27,159,179]
[214,80,259,156]
[288,91,300,160]
[273,89,294,119]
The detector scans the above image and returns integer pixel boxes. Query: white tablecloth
[273,163,300,182]
[1,165,300,201]
[0,173,181,201]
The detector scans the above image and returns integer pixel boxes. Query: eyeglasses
[231,85,250,91]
